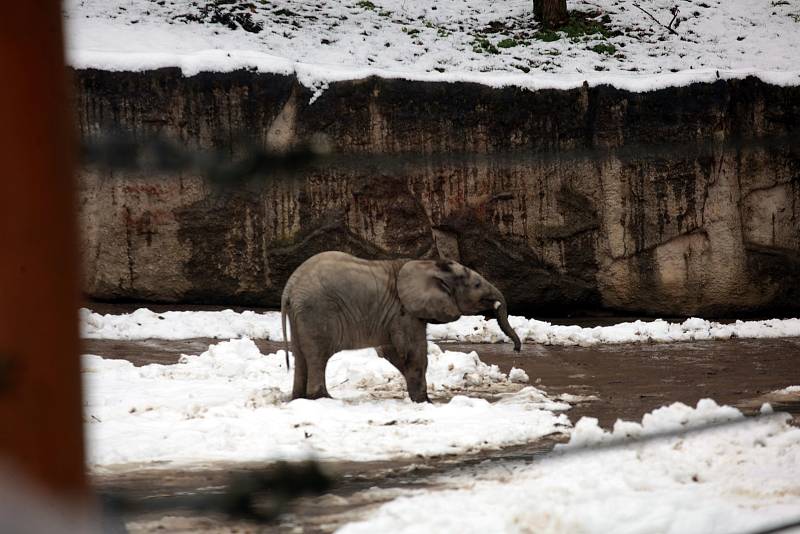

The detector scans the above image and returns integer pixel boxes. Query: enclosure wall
[74,70,800,316]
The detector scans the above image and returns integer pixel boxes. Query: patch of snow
[338,400,800,534]
[556,393,599,403]
[63,0,800,94]
[558,397,743,449]
[775,385,800,394]
[83,338,569,468]
[79,308,284,340]
[80,308,800,346]
[508,367,529,383]
[431,315,800,346]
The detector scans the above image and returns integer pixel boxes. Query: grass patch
[534,29,560,42]
[534,11,620,43]
[561,12,621,39]
[591,43,616,55]
[356,0,375,9]
[497,38,518,48]
[472,37,499,54]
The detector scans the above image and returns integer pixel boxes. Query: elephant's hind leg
[298,337,331,399]
[306,358,331,400]
[291,350,309,400]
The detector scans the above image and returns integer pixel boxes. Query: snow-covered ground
[80,308,285,341]
[80,307,800,346]
[81,311,800,530]
[64,0,800,94]
[84,338,569,468]
[339,400,800,534]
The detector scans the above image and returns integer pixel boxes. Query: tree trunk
[534,0,569,28]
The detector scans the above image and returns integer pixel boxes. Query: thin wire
[546,412,787,459]
[738,518,800,534]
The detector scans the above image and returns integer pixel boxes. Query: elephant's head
[397,259,522,351]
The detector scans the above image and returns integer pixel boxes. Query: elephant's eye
[474,281,481,288]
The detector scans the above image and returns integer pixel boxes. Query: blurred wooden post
[0,2,86,495]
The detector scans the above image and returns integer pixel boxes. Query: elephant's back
[284,251,401,303]
[293,250,395,274]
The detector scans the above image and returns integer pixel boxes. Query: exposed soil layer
[85,336,800,532]
[75,72,800,316]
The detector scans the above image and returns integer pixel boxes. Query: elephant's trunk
[487,286,522,352]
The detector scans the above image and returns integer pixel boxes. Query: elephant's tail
[281,300,290,372]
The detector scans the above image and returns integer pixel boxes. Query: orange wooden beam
[0,1,86,495]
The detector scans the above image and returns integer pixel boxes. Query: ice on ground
[80,307,800,346]
[83,339,569,468]
[64,0,800,93]
[339,400,800,534]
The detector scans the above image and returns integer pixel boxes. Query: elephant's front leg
[390,322,431,403]
[376,344,406,374]
[404,343,430,403]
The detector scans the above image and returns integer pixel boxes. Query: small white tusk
[493,301,501,310]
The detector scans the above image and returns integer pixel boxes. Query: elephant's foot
[307,387,331,400]
[408,390,431,403]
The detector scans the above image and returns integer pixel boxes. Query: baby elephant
[281,251,521,402]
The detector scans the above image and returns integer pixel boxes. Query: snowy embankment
[84,339,567,468]
[80,308,800,346]
[64,0,800,95]
[339,400,800,534]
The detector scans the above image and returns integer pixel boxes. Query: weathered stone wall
[73,69,800,316]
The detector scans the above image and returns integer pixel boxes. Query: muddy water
[83,336,800,533]
[463,337,800,426]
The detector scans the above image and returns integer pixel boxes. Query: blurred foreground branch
[100,461,332,530]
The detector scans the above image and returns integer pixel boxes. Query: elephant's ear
[397,260,461,323]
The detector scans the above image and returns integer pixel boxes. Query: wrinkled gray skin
[281,251,522,402]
